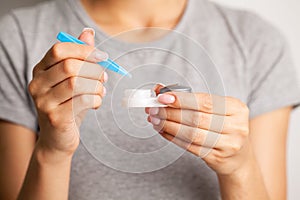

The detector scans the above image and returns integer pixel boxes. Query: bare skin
[17,29,107,200]
[146,85,290,200]
[0,0,289,199]
[81,0,187,42]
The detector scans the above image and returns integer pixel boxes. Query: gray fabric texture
[0,0,300,199]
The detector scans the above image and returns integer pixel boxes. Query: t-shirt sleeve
[242,13,300,118]
[0,13,38,132]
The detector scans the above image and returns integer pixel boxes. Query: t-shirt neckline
[67,0,195,50]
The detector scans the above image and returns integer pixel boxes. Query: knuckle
[228,97,248,113]
[62,59,78,76]
[209,150,227,164]
[236,98,247,110]
[203,151,219,163]
[47,111,60,127]
[228,120,239,132]
[202,94,213,110]
[191,112,201,127]
[32,65,40,77]
[201,151,211,161]
[191,129,204,145]
[79,95,102,109]
[35,96,51,113]
[166,109,174,120]
[161,108,168,118]
[96,81,103,94]
[238,99,246,107]
[238,126,249,137]
[225,96,237,109]
[160,108,168,119]
[28,81,36,96]
[67,77,77,90]
[80,95,91,106]
[229,119,249,137]
[195,149,202,158]
[226,95,238,105]
[198,147,214,158]
[51,43,63,59]
[94,96,102,109]
[212,150,223,158]
[215,156,226,165]
[199,113,206,125]
[225,96,235,103]
[229,142,241,153]
[228,121,237,132]
[242,104,250,115]
[35,96,44,110]
[190,129,199,142]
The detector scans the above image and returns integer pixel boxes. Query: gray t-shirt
[1,0,300,199]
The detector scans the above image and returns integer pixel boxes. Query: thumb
[78,28,95,46]
[153,83,166,96]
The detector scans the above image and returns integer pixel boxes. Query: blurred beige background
[1,0,299,199]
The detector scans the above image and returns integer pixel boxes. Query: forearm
[217,149,269,200]
[17,141,73,200]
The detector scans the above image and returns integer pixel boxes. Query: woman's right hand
[28,29,108,157]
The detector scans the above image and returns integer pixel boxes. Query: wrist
[34,140,74,165]
[216,145,270,200]
[217,146,259,185]
[36,127,80,157]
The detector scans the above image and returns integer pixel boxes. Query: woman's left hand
[145,90,251,175]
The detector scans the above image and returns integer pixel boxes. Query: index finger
[157,92,241,115]
[38,42,108,70]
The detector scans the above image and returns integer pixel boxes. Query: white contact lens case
[122,84,192,108]
[122,89,167,108]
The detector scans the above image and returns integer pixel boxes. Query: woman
[0,0,299,199]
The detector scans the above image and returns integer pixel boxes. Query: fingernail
[158,94,175,104]
[150,116,161,125]
[149,107,159,115]
[103,87,107,97]
[156,83,166,87]
[93,50,109,61]
[82,27,95,36]
[103,72,108,83]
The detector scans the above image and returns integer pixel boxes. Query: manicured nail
[150,116,161,125]
[103,87,107,97]
[158,94,175,104]
[103,72,108,83]
[93,50,109,61]
[149,107,159,115]
[82,27,95,36]
[156,83,166,87]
